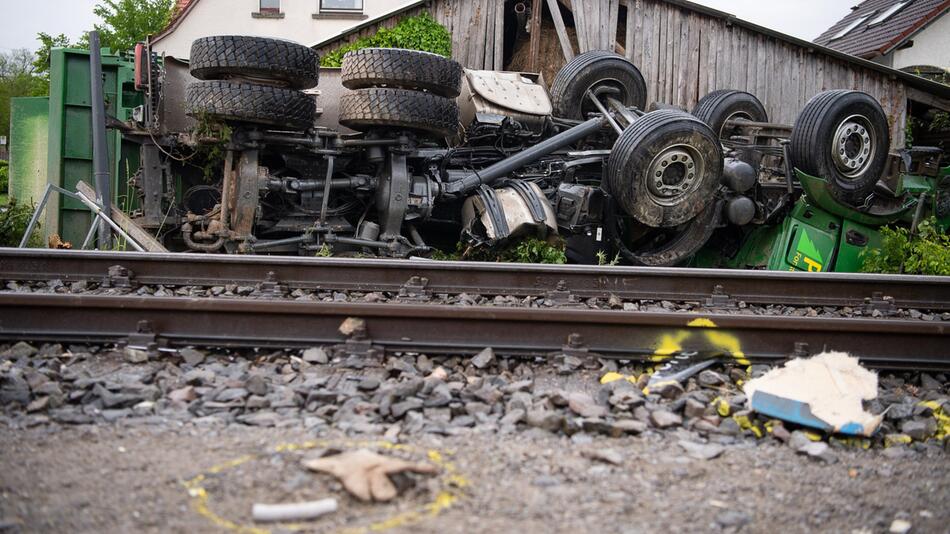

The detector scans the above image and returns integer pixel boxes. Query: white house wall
[152,0,419,59]
[892,12,950,70]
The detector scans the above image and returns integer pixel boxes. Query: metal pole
[585,91,624,136]
[18,184,53,248]
[81,214,102,250]
[75,191,146,252]
[88,31,113,247]
[443,116,605,196]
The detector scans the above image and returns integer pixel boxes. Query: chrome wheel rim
[646,144,705,207]
[831,114,876,178]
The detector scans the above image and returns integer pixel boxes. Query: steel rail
[0,293,947,371]
[1,248,949,311]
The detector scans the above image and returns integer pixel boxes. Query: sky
[0,0,859,53]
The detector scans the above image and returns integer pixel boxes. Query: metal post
[443,116,605,196]
[75,191,146,252]
[18,184,53,248]
[88,31,113,247]
[586,91,624,135]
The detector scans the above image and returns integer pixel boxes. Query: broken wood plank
[528,0,543,71]
[77,181,168,253]
[546,0,574,62]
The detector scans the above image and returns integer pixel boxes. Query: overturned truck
[123,36,947,269]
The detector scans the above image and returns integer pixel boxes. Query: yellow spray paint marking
[919,401,949,440]
[650,331,691,361]
[884,434,913,448]
[687,318,718,328]
[712,397,730,417]
[181,439,469,534]
[600,372,639,385]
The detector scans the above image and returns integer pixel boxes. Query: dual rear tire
[186,36,320,131]
[338,48,463,138]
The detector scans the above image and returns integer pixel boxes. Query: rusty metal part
[2,249,949,311]
[0,293,946,371]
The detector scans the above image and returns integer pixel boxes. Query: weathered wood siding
[313,0,911,148]
[429,0,505,70]
[313,0,505,70]
[622,0,907,148]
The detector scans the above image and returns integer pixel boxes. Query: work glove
[302,448,437,502]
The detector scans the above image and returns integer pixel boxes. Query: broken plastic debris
[302,449,437,502]
[743,352,883,437]
[644,351,722,394]
[252,498,338,522]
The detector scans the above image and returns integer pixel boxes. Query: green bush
[320,12,451,67]
[432,237,567,264]
[0,160,8,193]
[0,197,43,247]
[861,218,950,275]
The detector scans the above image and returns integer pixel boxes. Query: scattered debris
[743,352,883,436]
[251,498,338,522]
[889,519,913,534]
[302,449,437,502]
[582,448,624,465]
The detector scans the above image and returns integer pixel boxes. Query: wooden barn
[312,0,950,149]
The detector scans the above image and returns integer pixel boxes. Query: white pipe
[251,498,338,522]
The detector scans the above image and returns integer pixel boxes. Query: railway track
[0,292,947,370]
[2,248,950,310]
[1,249,948,370]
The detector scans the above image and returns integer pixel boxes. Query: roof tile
[814,0,949,58]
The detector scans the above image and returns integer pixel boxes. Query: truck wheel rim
[646,144,705,207]
[832,115,875,178]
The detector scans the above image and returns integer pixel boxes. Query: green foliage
[0,161,8,194]
[33,33,75,77]
[432,237,567,264]
[861,218,950,276]
[192,113,232,181]
[596,250,621,266]
[320,12,452,67]
[315,244,333,257]
[505,238,568,264]
[930,111,950,133]
[0,49,48,140]
[0,198,43,248]
[92,0,174,54]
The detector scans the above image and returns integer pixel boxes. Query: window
[830,15,871,40]
[260,0,280,13]
[868,1,913,26]
[320,0,363,12]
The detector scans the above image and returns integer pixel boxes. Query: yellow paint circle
[182,439,469,534]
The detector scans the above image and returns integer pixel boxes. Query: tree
[33,33,75,78]
[0,48,47,141]
[92,0,175,54]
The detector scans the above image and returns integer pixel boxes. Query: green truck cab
[713,163,950,273]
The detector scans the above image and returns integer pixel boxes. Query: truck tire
[790,90,890,206]
[692,90,768,140]
[341,48,463,98]
[190,36,320,90]
[550,51,647,120]
[339,87,459,138]
[607,110,723,228]
[620,199,722,267]
[186,81,316,131]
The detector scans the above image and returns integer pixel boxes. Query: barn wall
[313,0,505,71]
[314,0,912,148]
[617,0,908,148]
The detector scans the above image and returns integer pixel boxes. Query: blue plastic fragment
[750,391,871,436]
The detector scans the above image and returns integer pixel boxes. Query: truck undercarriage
[114,36,947,269]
